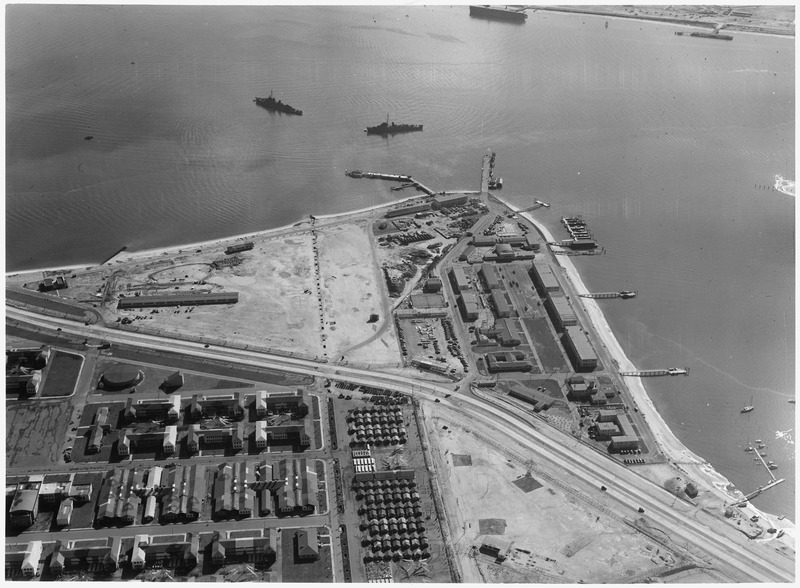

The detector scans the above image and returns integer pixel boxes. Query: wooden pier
[480,154,491,193]
[620,367,690,377]
[579,291,637,300]
[345,170,436,195]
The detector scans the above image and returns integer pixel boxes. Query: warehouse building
[385,203,431,218]
[411,357,449,374]
[274,458,319,515]
[457,292,480,321]
[490,290,512,318]
[8,483,40,529]
[458,244,476,262]
[431,194,468,209]
[213,462,257,519]
[485,351,533,373]
[160,464,205,522]
[190,392,245,421]
[479,263,502,290]
[124,395,181,423]
[118,292,239,309]
[86,425,105,454]
[508,387,553,412]
[449,267,471,291]
[562,326,598,371]
[395,307,448,319]
[224,242,253,255]
[56,498,73,527]
[39,473,73,504]
[530,260,561,295]
[210,530,277,566]
[545,295,578,330]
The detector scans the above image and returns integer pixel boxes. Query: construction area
[423,401,711,584]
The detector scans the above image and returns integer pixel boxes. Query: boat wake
[773,174,795,197]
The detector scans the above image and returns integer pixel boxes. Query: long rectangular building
[118,292,238,309]
[562,326,598,371]
[490,290,512,318]
[449,267,471,291]
[530,260,560,295]
[545,295,577,330]
[479,263,502,290]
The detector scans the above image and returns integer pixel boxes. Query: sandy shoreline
[5,192,430,279]
[496,197,795,534]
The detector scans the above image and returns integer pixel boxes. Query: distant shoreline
[535,5,794,38]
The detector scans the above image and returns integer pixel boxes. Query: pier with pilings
[579,291,637,300]
[620,367,690,377]
[344,170,436,195]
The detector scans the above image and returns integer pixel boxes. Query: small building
[684,482,699,499]
[562,326,598,372]
[458,244,476,262]
[596,409,617,423]
[422,278,442,293]
[457,292,480,321]
[9,487,39,529]
[493,243,515,261]
[295,530,319,561]
[411,357,448,374]
[94,406,111,432]
[124,395,181,423]
[609,435,639,451]
[56,499,74,527]
[481,318,521,347]
[478,537,512,562]
[87,425,104,454]
[39,276,67,292]
[190,392,245,421]
[449,267,471,291]
[485,351,532,373]
[117,427,177,456]
[595,421,620,439]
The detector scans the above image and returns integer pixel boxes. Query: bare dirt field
[6,399,72,467]
[315,221,399,365]
[424,402,673,584]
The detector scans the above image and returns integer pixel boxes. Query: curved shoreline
[496,196,795,534]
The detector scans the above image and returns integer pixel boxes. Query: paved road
[6,307,794,582]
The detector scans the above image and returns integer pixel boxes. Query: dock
[579,291,637,300]
[620,367,690,377]
[480,154,491,193]
[345,170,436,195]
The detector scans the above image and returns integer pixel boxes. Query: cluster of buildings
[6,346,49,396]
[594,409,639,451]
[7,473,93,530]
[90,458,319,528]
[530,259,598,371]
[87,389,312,456]
[566,375,615,406]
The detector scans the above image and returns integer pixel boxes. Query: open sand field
[315,221,399,366]
[424,401,674,584]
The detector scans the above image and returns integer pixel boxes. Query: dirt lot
[40,350,84,397]
[316,221,399,366]
[6,399,72,467]
[424,402,673,584]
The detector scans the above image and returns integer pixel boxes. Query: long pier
[345,170,436,195]
[620,367,690,377]
[579,291,637,300]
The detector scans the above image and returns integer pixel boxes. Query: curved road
[6,307,794,583]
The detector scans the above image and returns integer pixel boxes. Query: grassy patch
[280,528,333,582]
[41,351,84,397]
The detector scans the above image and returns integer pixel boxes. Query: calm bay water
[6,6,794,517]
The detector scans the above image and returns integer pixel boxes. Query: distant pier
[345,169,436,195]
[620,367,690,377]
[579,291,637,300]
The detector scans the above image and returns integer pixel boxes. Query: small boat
[84,135,93,140]
[760,452,768,457]
[345,169,364,178]
[789,399,795,404]
[755,439,762,443]
[757,444,766,449]
[768,463,778,470]
[744,447,754,453]
[741,405,754,413]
